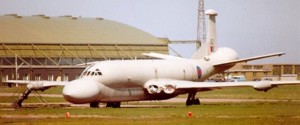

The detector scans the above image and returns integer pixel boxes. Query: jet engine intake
[163,84,176,94]
[145,80,177,94]
[253,82,273,92]
[147,84,163,94]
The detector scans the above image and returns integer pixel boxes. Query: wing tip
[278,52,286,56]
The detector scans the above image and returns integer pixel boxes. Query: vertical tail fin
[192,9,218,59]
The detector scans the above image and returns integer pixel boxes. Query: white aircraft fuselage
[62,48,238,104]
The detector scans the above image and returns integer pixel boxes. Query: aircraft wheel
[186,99,193,106]
[112,102,121,108]
[106,102,121,108]
[90,102,99,108]
[193,98,200,105]
[186,92,198,106]
[106,102,112,107]
[186,97,201,106]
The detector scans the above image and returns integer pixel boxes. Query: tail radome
[192,9,218,59]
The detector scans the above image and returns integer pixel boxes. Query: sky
[0,0,299,64]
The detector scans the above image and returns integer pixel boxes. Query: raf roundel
[196,66,202,79]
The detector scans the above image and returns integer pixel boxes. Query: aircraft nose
[63,78,100,104]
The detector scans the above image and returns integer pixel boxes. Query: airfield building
[223,63,300,81]
[0,15,169,84]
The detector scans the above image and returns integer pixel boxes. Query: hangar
[0,14,169,84]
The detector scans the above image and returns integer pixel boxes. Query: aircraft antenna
[197,0,206,45]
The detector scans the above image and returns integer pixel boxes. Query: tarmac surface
[1,92,300,108]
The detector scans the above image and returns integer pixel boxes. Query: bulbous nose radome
[63,78,100,104]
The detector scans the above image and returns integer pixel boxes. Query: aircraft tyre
[90,102,99,108]
[186,92,200,106]
[194,98,200,105]
[186,98,201,106]
[106,102,121,108]
[186,100,193,106]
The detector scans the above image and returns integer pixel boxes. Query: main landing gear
[186,92,200,106]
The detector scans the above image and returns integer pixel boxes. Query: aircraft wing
[5,80,69,90]
[213,52,285,67]
[144,79,300,94]
[143,52,184,60]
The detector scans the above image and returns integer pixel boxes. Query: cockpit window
[82,71,88,76]
[79,64,105,78]
[81,68,103,77]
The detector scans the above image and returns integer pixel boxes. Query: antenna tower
[197,0,206,44]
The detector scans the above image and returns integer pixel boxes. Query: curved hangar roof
[0,14,167,45]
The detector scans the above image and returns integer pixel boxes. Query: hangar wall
[0,15,169,83]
